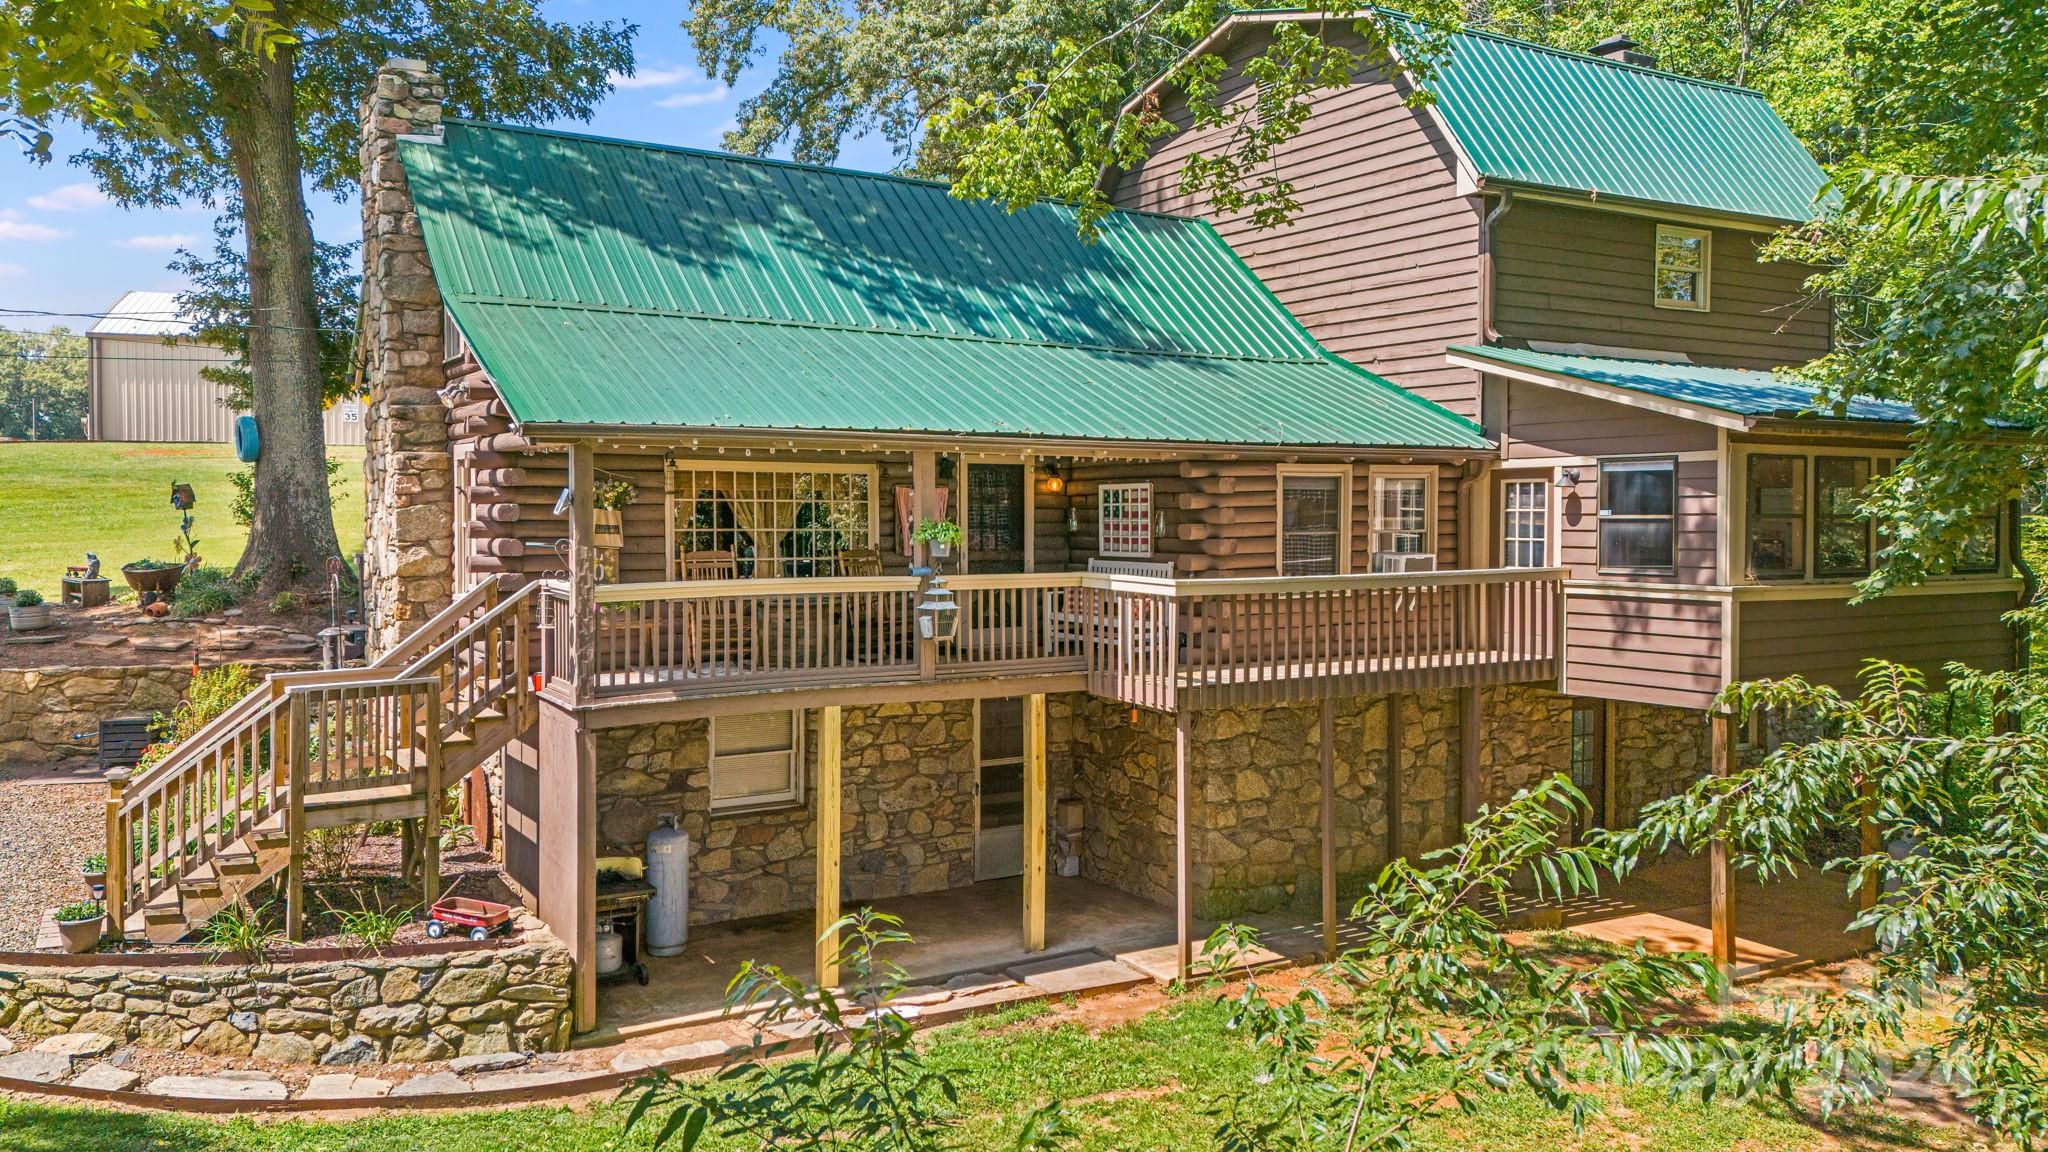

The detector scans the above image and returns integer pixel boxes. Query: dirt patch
[0,595,333,670]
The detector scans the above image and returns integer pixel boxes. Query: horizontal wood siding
[1492,200,1831,368]
[1555,458,1718,585]
[1503,379,1718,461]
[1563,592,1725,709]
[1112,28,1484,419]
[1738,590,2019,689]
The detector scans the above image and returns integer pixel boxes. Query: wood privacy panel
[1562,591,1725,709]
[1113,28,1485,420]
[1491,201,1831,368]
[1738,590,2018,688]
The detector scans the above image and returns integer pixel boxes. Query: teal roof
[1236,9,1832,223]
[402,121,1489,450]
[1448,344,1915,424]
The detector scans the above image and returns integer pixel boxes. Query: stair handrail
[376,579,502,670]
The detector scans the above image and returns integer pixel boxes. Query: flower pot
[121,563,183,596]
[593,508,624,547]
[83,870,106,899]
[8,603,51,631]
[56,914,103,954]
[926,539,953,559]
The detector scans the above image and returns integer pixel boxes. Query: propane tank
[594,922,624,975]
[646,815,690,957]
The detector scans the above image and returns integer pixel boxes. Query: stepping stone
[131,636,191,652]
[768,1015,832,1040]
[609,1051,664,1074]
[1007,953,1148,998]
[300,1074,392,1100]
[940,971,1012,993]
[7,633,60,645]
[76,633,125,648]
[390,1072,469,1098]
[69,1064,141,1092]
[208,636,254,652]
[468,1069,585,1092]
[145,1073,289,1100]
[223,608,244,617]
[0,1051,75,1083]
[661,1039,738,1064]
[889,986,955,1007]
[0,1035,15,1056]
[447,1051,529,1074]
[36,1033,117,1060]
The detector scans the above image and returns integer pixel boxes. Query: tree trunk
[226,36,341,591]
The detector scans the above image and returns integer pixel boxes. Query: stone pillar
[359,58,453,653]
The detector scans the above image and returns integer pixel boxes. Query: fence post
[104,769,130,944]
[421,687,444,911]
[284,691,309,941]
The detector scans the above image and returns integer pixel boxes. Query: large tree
[0,325,88,440]
[3,0,635,588]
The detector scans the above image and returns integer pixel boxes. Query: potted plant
[0,577,16,608]
[54,899,105,954]
[121,558,183,597]
[8,587,50,631]
[912,518,963,559]
[82,852,107,898]
[594,479,635,548]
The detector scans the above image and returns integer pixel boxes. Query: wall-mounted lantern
[1555,467,1581,490]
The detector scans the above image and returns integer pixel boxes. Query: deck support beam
[1383,694,1403,865]
[816,704,844,989]
[536,696,597,1030]
[567,441,598,702]
[1319,697,1338,958]
[1708,708,1737,973]
[1175,707,1193,982]
[1023,693,1047,952]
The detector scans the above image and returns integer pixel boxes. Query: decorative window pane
[1598,458,1675,571]
[1279,474,1344,575]
[710,710,803,810]
[1813,456,1872,578]
[1098,483,1153,558]
[1371,474,1430,556]
[1502,479,1548,567]
[1746,454,1807,580]
[1653,224,1710,310]
[672,466,874,578]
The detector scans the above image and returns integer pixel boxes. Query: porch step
[302,783,426,829]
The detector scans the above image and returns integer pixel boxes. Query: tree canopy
[0,326,87,441]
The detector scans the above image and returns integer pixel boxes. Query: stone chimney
[359,59,454,653]
[1589,34,1658,69]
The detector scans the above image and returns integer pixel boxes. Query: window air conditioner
[1372,552,1437,574]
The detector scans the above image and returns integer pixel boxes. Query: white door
[974,698,1025,880]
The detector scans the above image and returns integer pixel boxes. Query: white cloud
[117,232,198,251]
[0,263,25,278]
[656,83,730,110]
[0,210,67,241]
[25,183,107,212]
[608,66,696,90]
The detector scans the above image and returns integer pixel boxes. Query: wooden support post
[1384,694,1403,864]
[1459,686,1482,828]
[1708,709,1738,972]
[1319,697,1337,959]
[1023,693,1048,952]
[1859,778,1882,911]
[567,441,598,703]
[536,697,598,1031]
[284,692,309,941]
[1174,707,1193,981]
[817,704,844,988]
[104,769,129,944]
[420,691,444,911]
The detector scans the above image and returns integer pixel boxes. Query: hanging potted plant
[54,899,105,954]
[912,518,964,560]
[8,587,51,631]
[82,852,107,899]
[594,479,635,547]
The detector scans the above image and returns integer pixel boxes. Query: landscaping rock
[69,1063,142,1092]
[940,972,1010,993]
[190,1020,256,1057]
[0,1035,15,1056]
[448,1050,529,1074]
[301,1074,392,1100]
[145,1073,290,1101]
[0,1051,76,1083]
[34,1032,116,1060]
[252,1031,322,1064]
[390,1072,469,1098]
[321,1034,381,1066]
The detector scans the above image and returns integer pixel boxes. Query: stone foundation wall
[593,701,980,925]
[1611,702,1712,823]
[1478,683,1576,806]
[0,931,572,1065]
[0,666,193,764]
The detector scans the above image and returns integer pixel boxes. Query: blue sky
[0,0,900,332]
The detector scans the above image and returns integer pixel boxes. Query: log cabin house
[99,27,2021,1040]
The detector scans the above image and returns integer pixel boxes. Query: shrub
[82,852,107,874]
[304,827,357,879]
[0,577,16,595]
[326,892,414,953]
[270,589,296,614]
[55,900,104,923]
[10,588,43,607]
[134,664,264,775]
[172,565,252,617]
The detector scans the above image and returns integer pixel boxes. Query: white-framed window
[709,710,804,811]
[670,463,877,579]
[1501,477,1549,567]
[1597,457,1676,573]
[1653,224,1711,310]
[1735,448,2000,581]
[1098,482,1154,558]
[1276,466,1350,576]
[1369,468,1434,557]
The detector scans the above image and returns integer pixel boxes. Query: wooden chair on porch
[836,547,882,577]
[677,550,751,673]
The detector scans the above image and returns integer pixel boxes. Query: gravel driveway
[0,766,103,949]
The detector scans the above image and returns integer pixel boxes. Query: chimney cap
[1590,34,1638,57]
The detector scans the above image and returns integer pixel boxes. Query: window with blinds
[709,710,804,810]
[1371,473,1432,555]
[1278,472,1345,575]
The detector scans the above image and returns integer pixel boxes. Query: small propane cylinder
[646,815,690,957]
[594,922,624,975]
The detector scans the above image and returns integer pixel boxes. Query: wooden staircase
[106,581,539,944]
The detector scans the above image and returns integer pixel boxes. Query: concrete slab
[301,1074,393,1100]
[144,1074,289,1101]
[390,1072,469,1098]
[69,1064,142,1092]
[468,1069,586,1093]
[1005,952,1148,998]
[0,1051,75,1084]
[448,1051,530,1074]
[35,1033,117,1060]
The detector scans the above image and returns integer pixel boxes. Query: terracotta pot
[56,914,104,954]
[121,563,183,595]
[8,603,51,631]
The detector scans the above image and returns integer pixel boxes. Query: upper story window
[1369,469,1434,559]
[1278,468,1348,575]
[1597,457,1676,573]
[1653,224,1711,311]
[1098,482,1154,558]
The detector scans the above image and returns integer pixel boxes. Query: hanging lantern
[916,576,960,642]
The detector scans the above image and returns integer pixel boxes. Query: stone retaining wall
[0,929,572,1064]
[0,666,193,765]
[1611,702,1712,824]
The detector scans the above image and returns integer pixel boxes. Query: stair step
[142,890,184,924]
[216,850,261,876]
[303,782,426,829]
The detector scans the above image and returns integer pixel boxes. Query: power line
[0,306,357,334]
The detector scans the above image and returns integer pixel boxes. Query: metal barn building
[87,290,365,446]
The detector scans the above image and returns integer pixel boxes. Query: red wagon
[426,896,515,941]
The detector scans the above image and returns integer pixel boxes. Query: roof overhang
[1446,346,1753,430]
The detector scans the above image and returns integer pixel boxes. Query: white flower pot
[9,604,51,631]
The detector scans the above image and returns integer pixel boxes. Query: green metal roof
[401,121,1489,450]
[1235,9,1832,223]
[1448,344,1915,424]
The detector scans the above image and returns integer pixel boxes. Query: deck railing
[537,567,1563,710]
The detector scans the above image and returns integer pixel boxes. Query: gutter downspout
[1478,188,1513,344]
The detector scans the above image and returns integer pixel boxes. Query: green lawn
[0,442,364,594]
[0,997,1986,1151]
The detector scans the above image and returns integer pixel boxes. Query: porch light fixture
[915,570,961,642]
[553,486,573,515]
[1038,463,1066,494]
[1555,468,1581,490]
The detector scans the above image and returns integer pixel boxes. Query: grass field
[0,996,1983,1152]
[0,442,364,594]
